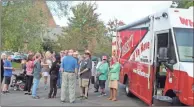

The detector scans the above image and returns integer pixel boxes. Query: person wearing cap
[108,56,121,101]
[78,51,92,99]
[48,54,61,98]
[61,49,78,103]
[96,55,109,96]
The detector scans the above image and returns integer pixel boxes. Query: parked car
[13,55,22,63]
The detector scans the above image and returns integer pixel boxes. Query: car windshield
[174,28,194,62]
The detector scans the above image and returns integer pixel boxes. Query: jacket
[109,62,120,81]
[97,62,109,80]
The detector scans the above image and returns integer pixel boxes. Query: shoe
[77,96,83,98]
[28,93,32,95]
[61,100,66,103]
[5,91,10,93]
[32,96,40,99]
[94,90,98,93]
[103,93,107,96]
[24,91,29,95]
[70,101,75,104]
[82,96,88,100]
[52,96,56,98]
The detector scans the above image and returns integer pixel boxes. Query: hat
[102,56,107,60]
[85,50,91,55]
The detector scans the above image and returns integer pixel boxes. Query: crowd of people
[1,49,121,103]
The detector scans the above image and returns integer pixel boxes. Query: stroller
[10,73,26,91]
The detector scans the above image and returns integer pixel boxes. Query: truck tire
[125,78,133,97]
[172,97,182,106]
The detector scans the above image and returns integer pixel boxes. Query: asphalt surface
[1,71,147,106]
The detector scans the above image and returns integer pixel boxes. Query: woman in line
[41,51,52,90]
[108,56,121,101]
[24,55,34,95]
[31,53,42,99]
[96,56,109,96]
[48,54,61,98]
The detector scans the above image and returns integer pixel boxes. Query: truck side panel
[118,21,154,105]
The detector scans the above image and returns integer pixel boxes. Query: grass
[12,62,21,69]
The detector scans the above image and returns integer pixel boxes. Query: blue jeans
[57,71,62,88]
[32,78,40,97]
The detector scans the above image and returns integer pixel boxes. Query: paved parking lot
[1,71,146,106]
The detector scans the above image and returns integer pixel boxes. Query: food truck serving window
[174,28,194,62]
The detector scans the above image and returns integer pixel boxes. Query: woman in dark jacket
[48,55,61,98]
[1,59,4,83]
[1,54,6,83]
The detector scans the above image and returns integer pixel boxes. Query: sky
[51,1,173,27]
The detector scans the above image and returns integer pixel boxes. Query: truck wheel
[125,78,133,97]
[172,97,182,106]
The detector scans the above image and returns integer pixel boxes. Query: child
[31,53,42,99]
[21,59,27,74]
[2,55,15,93]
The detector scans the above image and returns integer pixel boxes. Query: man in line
[78,50,92,99]
[61,49,78,103]
[2,55,15,93]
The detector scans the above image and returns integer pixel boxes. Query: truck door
[154,29,178,96]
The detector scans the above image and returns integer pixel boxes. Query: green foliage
[2,0,47,52]
[59,2,112,56]
[173,0,194,8]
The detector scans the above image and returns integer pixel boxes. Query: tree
[171,0,194,8]
[1,0,48,52]
[107,18,125,37]
[59,2,112,56]
[1,0,71,52]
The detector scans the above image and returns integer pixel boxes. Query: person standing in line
[94,58,102,92]
[41,51,52,90]
[24,55,34,95]
[57,50,68,88]
[96,56,109,96]
[57,51,64,88]
[78,55,85,79]
[48,54,61,98]
[108,56,121,101]
[91,61,97,89]
[2,55,15,94]
[61,49,78,103]
[1,53,6,83]
[78,51,92,99]
[31,53,42,99]
[73,51,79,79]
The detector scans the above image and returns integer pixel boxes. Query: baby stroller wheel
[13,85,18,91]
[19,83,25,91]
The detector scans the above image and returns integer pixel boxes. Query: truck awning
[116,16,151,31]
